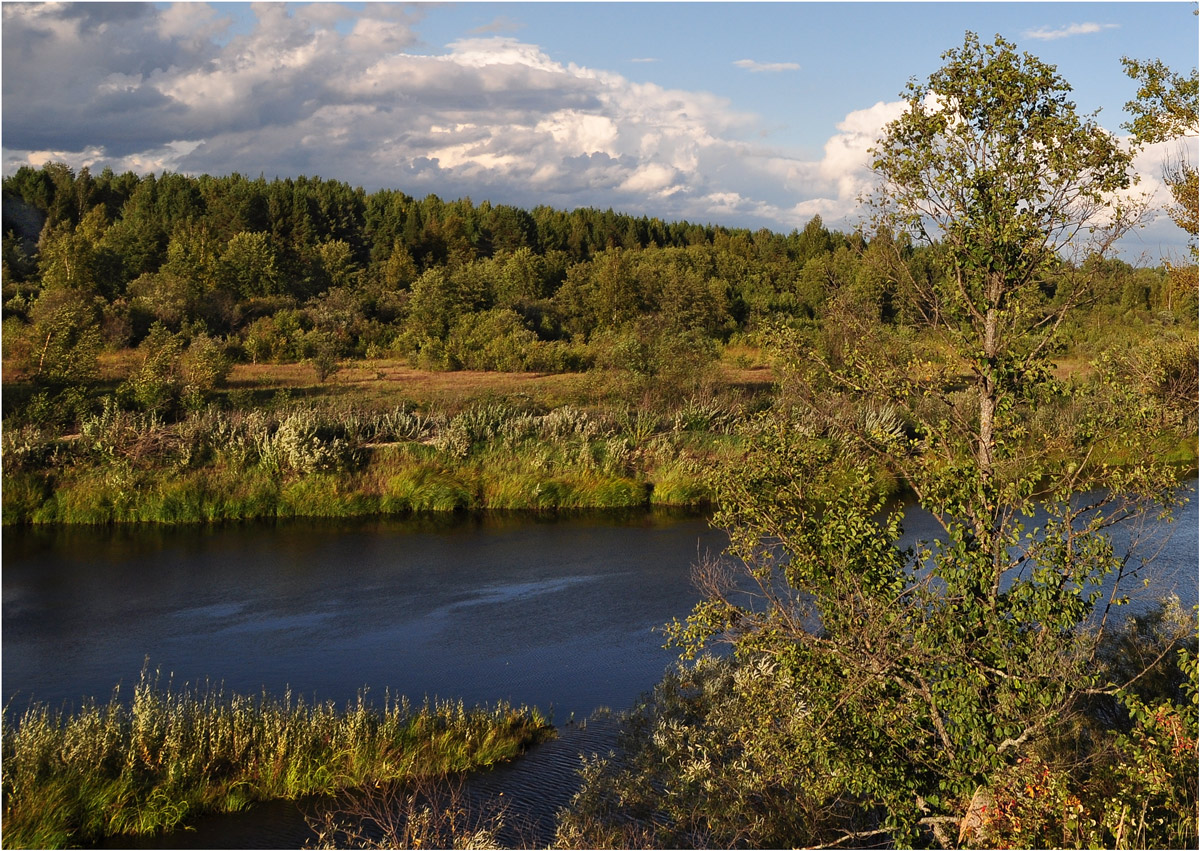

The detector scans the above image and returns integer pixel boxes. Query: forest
[2,30,1198,851]
[1,153,1195,523]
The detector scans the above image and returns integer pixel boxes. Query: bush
[557,655,838,849]
[445,309,539,371]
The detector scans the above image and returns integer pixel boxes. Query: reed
[0,669,553,849]
[278,473,381,518]
[381,464,475,513]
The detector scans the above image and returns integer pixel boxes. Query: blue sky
[3,2,1196,258]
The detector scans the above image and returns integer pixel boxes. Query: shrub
[262,409,362,475]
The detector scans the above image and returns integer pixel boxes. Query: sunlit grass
[1,669,553,849]
[3,393,748,523]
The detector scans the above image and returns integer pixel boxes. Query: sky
[2,1,1197,260]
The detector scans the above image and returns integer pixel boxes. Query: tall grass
[1,395,750,525]
[1,669,552,848]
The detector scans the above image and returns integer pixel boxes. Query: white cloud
[817,100,908,205]
[0,0,888,235]
[535,112,621,157]
[1024,22,1118,41]
[733,59,801,73]
[619,163,684,197]
[3,2,1186,259]
[1119,135,1199,258]
[155,2,229,46]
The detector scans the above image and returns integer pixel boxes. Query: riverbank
[1,406,736,525]
[0,670,553,849]
[1,370,766,525]
[3,353,1195,528]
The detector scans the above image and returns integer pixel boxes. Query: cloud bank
[2,2,890,233]
[3,2,1180,256]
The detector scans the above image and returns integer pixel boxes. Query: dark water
[3,483,1195,848]
[3,511,728,717]
[6,510,722,849]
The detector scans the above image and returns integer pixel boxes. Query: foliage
[556,655,845,849]
[10,287,102,385]
[1122,55,1200,146]
[1096,329,1199,434]
[560,32,1198,850]
[117,323,231,414]
[975,628,1198,850]
[1122,13,1199,258]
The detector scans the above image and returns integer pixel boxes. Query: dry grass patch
[1050,356,1096,381]
[228,361,594,410]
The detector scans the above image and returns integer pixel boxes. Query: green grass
[1,397,738,524]
[1,669,553,849]
[9,376,1186,527]
[381,464,474,513]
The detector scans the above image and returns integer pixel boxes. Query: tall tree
[868,32,1136,490]
[649,32,1185,847]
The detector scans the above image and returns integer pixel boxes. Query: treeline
[3,163,1189,390]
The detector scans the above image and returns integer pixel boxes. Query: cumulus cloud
[0,1,925,237]
[1117,136,1200,260]
[733,59,801,73]
[1023,22,1118,41]
[4,3,790,221]
[817,100,907,200]
[2,2,1179,255]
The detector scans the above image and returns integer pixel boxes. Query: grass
[1,669,553,849]
[7,342,1194,526]
[1,379,756,524]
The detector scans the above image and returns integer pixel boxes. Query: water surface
[3,511,727,717]
[5,487,1194,849]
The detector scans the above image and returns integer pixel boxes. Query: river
[3,510,728,718]
[3,481,1196,847]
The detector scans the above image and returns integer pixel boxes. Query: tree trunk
[978,306,998,481]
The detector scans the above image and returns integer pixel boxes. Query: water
[3,483,1195,848]
[891,479,1199,615]
[3,511,728,717]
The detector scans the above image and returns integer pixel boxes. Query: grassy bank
[1,390,754,525]
[3,346,1194,526]
[0,670,553,849]
[4,394,1193,525]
